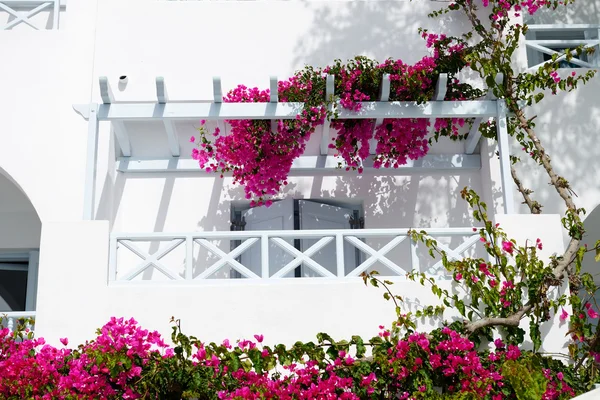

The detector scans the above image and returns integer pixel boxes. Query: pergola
[73,73,513,221]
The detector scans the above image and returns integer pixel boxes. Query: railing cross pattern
[526,41,599,70]
[425,234,481,274]
[119,239,184,281]
[271,236,336,278]
[0,1,55,30]
[345,235,407,277]
[194,238,260,279]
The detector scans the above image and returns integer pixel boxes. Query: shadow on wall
[515,75,600,227]
[529,1,600,24]
[291,0,473,68]
[582,204,600,284]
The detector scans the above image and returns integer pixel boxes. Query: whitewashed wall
[0,0,96,222]
[0,0,598,349]
[36,216,569,353]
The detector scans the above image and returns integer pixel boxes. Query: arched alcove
[0,168,41,312]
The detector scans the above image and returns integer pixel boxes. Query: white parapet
[495,213,570,355]
[34,216,573,355]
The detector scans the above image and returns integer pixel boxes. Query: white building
[0,0,598,353]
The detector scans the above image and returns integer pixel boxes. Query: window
[0,252,39,312]
[525,24,600,69]
[230,199,363,278]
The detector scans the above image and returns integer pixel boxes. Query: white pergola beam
[270,76,278,133]
[83,104,99,220]
[98,76,132,156]
[155,77,180,157]
[156,76,168,104]
[212,76,225,135]
[434,73,448,101]
[269,76,278,103]
[465,73,503,154]
[320,74,335,155]
[117,153,480,174]
[496,100,515,214]
[97,100,499,122]
[212,76,222,102]
[369,74,391,154]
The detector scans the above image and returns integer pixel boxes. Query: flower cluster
[191,48,470,201]
[0,318,584,399]
[0,317,169,399]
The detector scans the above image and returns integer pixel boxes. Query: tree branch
[465,304,532,334]
[511,165,542,214]
[511,107,579,213]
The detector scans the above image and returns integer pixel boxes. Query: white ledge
[97,100,498,121]
[116,154,480,174]
[2,0,67,6]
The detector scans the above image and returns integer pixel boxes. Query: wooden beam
[83,104,99,220]
[212,76,225,135]
[155,77,180,157]
[465,73,503,154]
[117,153,481,174]
[98,76,132,156]
[434,73,448,101]
[270,76,278,133]
[369,74,391,154]
[98,100,499,122]
[320,74,335,155]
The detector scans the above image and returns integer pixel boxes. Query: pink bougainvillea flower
[59,337,68,346]
[253,334,264,343]
[502,240,514,254]
[560,308,569,322]
[587,307,599,319]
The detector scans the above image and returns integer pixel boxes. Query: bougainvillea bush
[191,43,479,204]
[0,317,585,399]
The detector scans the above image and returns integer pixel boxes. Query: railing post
[186,235,194,280]
[108,235,118,282]
[261,234,269,279]
[336,233,345,277]
[53,0,60,29]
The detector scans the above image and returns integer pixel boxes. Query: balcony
[525,24,600,70]
[1,311,35,333]
[110,227,484,283]
[0,0,66,30]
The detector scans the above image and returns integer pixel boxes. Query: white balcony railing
[110,228,484,282]
[526,24,600,70]
[1,311,35,333]
[0,0,66,30]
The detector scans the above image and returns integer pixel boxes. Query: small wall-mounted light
[119,75,128,84]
